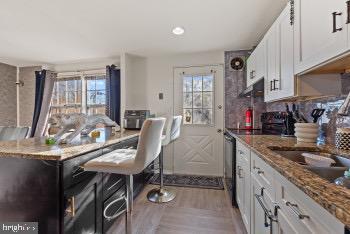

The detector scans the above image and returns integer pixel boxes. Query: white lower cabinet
[235,143,345,234]
[275,172,344,234]
[236,141,251,233]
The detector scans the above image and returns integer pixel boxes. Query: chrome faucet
[338,91,350,116]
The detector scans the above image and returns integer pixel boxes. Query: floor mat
[149,174,224,190]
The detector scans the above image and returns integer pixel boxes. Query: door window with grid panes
[183,74,214,125]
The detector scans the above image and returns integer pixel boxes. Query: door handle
[217,129,222,133]
[332,12,343,33]
[218,105,223,109]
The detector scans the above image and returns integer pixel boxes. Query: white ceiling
[0,0,288,66]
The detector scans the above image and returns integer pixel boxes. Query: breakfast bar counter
[0,129,140,161]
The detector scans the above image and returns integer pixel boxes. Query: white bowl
[301,153,335,167]
[295,127,319,134]
[295,123,318,128]
[295,132,318,139]
[297,137,317,143]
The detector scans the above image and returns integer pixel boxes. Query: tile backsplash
[225,50,350,144]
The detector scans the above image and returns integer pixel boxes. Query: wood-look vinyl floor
[107,184,247,234]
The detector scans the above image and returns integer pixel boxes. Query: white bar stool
[83,118,166,234]
[147,115,182,203]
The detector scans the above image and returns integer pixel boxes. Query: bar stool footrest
[147,188,176,203]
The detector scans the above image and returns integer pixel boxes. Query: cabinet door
[294,0,347,74]
[64,174,103,234]
[242,163,251,234]
[256,40,266,82]
[277,209,298,234]
[236,160,244,210]
[277,3,295,99]
[246,51,257,87]
[250,175,275,234]
[264,22,279,102]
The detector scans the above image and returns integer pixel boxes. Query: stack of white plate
[294,123,319,143]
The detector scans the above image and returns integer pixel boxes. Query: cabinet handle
[332,12,343,33]
[253,166,264,174]
[273,79,279,91]
[270,81,273,91]
[285,201,310,219]
[250,71,255,79]
[254,188,278,227]
[103,196,127,221]
[347,1,350,24]
[238,150,244,155]
[66,197,76,217]
[237,166,243,178]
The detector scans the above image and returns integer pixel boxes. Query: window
[50,73,106,115]
[182,74,214,125]
[51,77,82,114]
[86,76,106,115]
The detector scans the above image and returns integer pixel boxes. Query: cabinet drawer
[63,149,103,189]
[251,174,277,234]
[251,152,275,197]
[103,186,126,234]
[236,141,250,166]
[103,173,125,200]
[275,172,344,234]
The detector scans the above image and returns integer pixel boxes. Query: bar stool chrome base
[147,187,176,203]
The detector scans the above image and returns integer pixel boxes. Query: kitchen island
[0,129,152,234]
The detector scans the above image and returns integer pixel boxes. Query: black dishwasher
[224,131,237,207]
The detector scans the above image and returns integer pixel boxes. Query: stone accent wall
[0,63,17,126]
[224,50,266,129]
[19,66,41,127]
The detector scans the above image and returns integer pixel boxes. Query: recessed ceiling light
[172,27,185,35]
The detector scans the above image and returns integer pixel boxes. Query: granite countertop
[231,132,350,227]
[0,129,140,161]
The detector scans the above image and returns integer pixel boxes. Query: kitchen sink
[269,147,350,183]
[305,166,346,182]
[271,149,350,167]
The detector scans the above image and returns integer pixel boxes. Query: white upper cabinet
[294,0,348,74]
[247,39,266,88]
[276,2,295,99]
[265,3,295,102]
